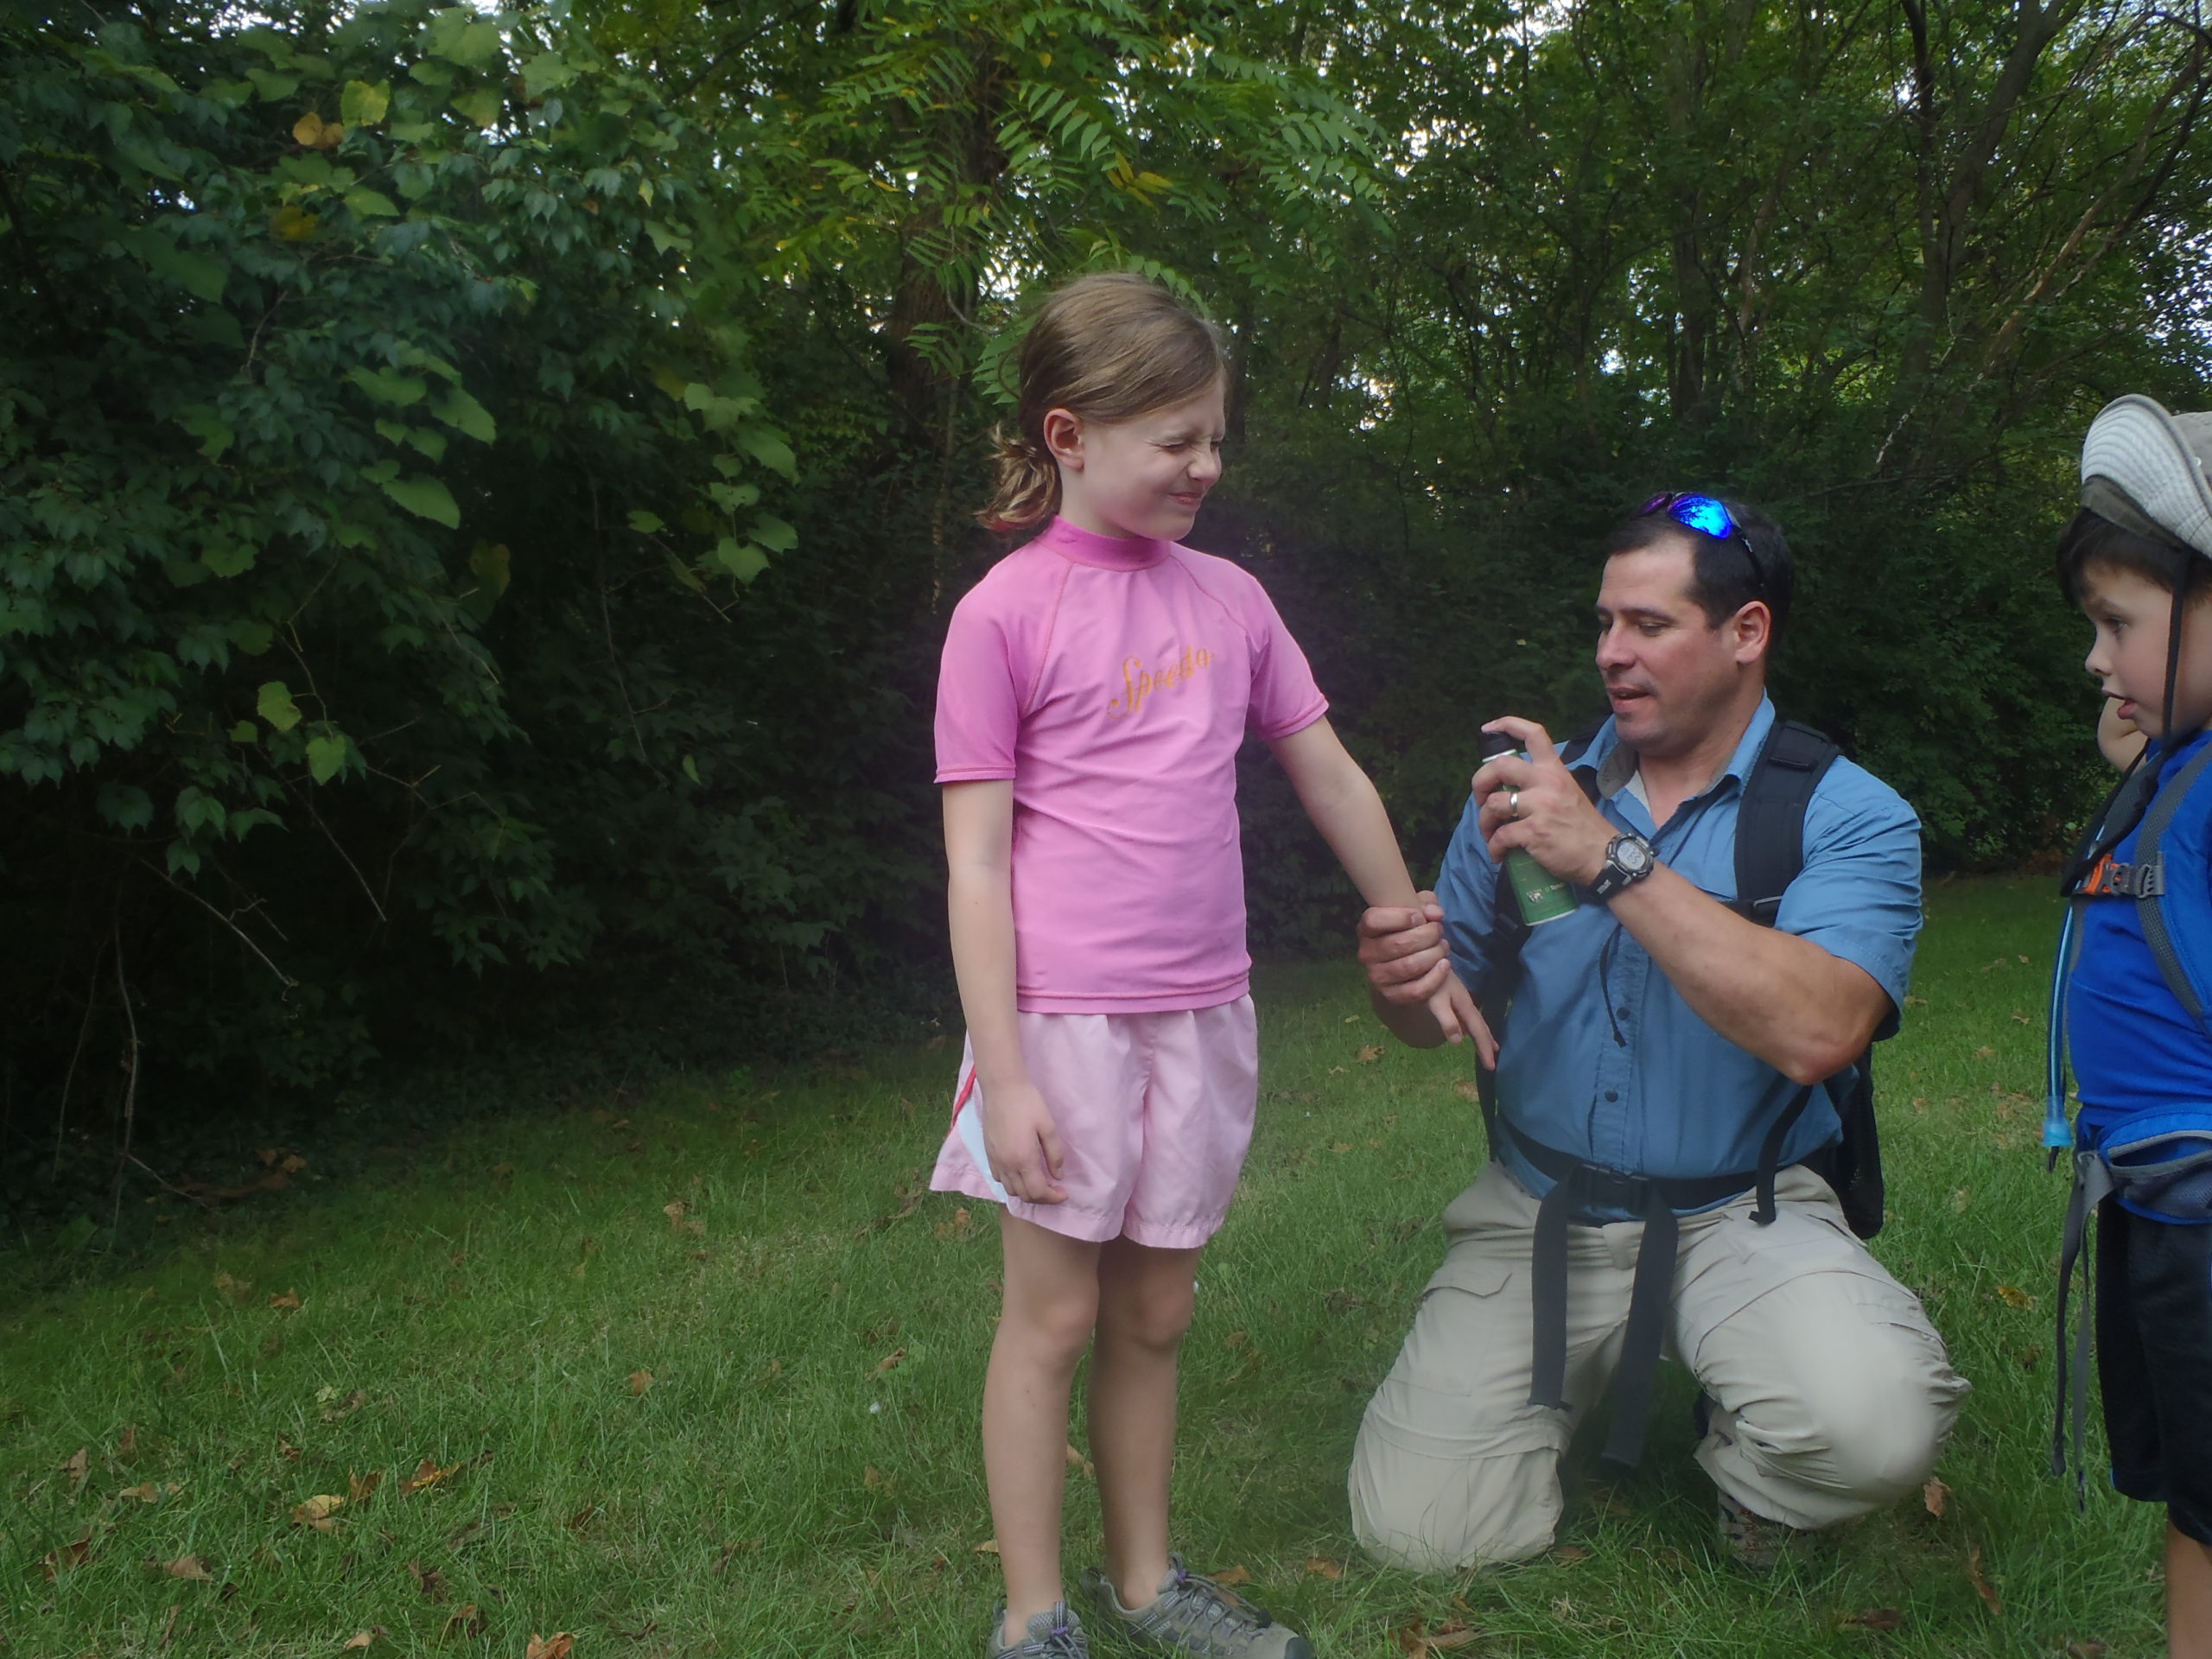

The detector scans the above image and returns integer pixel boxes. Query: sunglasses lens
[1669,494,1735,540]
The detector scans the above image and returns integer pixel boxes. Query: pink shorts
[928,998,1259,1249]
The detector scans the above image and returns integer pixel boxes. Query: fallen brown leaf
[267,1289,302,1311]
[1923,1476,1949,1518]
[2065,1642,2107,1658]
[1211,1565,1251,1587]
[974,1538,1001,1554]
[1305,1555,1344,1580]
[1967,1546,2002,1613]
[157,1554,213,1581]
[863,1465,895,1495]
[340,1631,380,1652]
[63,1445,89,1497]
[629,1369,654,1395]
[1994,1284,2037,1311]
[348,1469,382,1505]
[524,1636,574,1659]
[1426,1623,1481,1653]
[1453,1078,1481,1102]
[1973,1045,1995,1059]
[1552,1544,1588,1562]
[1064,1444,1095,1479]
[874,1347,906,1376]
[40,1532,92,1579]
[1357,1045,1384,1064]
[408,1559,449,1600]
[1837,1608,1904,1630]
[116,1425,137,1457]
[321,1389,367,1423]
[118,1481,162,1503]
[399,1457,458,1496]
[289,1494,344,1531]
[444,1604,488,1638]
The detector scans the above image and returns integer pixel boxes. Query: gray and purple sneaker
[988,1601,1089,1658]
[1080,1556,1312,1659]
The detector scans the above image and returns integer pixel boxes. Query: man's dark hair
[1605,498,1794,644]
[2054,505,2212,604]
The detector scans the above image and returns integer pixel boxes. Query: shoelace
[1038,1620,1084,1658]
[1148,1568,1273,1654]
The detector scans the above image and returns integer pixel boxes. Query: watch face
[1616,837,1655,874]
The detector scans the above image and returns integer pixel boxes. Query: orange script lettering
[1108,645,1215,719]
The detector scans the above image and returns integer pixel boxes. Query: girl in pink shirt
[933,274,1490,1659]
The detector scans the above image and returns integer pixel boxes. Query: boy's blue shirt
[2068,727,2212,1145]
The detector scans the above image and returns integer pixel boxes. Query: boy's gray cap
[2081,394,2212,560]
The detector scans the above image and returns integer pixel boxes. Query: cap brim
[2082,395,2212,560]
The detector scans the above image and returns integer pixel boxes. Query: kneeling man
[1350,495,1968,1571]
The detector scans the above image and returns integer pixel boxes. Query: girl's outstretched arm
[943,781,1068,1204]
[1267,718,1496,1063]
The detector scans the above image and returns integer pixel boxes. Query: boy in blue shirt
[2054,395,2212,1659]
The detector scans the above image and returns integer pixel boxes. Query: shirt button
[1605,1090,1618,1103]
[1616,1007,1631,1020]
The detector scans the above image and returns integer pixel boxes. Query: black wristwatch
[1586,833,1657,904]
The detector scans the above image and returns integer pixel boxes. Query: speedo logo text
[1107,646,1215,720]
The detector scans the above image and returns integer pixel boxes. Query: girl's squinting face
[2079,562,2212,739]
[1046,380,1226,542]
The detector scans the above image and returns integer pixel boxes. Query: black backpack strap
[2133,739,2212,1034]
[1474,721,1607,1141]
[1732,721,1840,925]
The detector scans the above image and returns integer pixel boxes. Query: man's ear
[1730,601,1773,664]
[1041,408,1084,471]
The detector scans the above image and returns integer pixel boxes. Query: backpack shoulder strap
[2134,739,2212,1031]
[1732,720,1840,926]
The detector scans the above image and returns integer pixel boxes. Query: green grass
[0,876,2169,1657]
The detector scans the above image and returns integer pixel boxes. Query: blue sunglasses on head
[1637,491,1764,601]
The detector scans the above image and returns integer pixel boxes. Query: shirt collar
[1586,696,1777,803]
[1037,515,1173,571]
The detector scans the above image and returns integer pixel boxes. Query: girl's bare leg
[1090,1236,1204,1607]
[2171,1522,2212,1659]
[986,1211,1102,1643]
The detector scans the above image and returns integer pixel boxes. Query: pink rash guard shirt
[935,516,1329,1014]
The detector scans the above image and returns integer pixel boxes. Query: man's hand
[1475,716,1616,886]
[980,1077,1068,1205]
[1359,893,1449,1001]
[1358,893,1497,1065]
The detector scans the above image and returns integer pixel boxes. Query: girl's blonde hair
[979,273,1229,534]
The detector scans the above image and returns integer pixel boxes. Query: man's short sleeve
[1239,575,1329,741]
[1433,792,1503,988]
[934,587,1025,783]
[1774,761,1923,1035]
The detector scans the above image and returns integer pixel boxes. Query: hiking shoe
[1715,1488,1799,1573]
[1080,1555,1312,1658]
[988,1601,1089,1658]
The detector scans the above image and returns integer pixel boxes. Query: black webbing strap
[1507,1118,1760,1468]
[2133,739,2212,1029]
[2050,1149,2114,1503]
[1750,1084,1818,1224]
[1731,722,1836,924]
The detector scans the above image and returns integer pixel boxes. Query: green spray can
[1478,730,1580,926]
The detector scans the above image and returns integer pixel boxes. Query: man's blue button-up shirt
[1433,697,1923,1216]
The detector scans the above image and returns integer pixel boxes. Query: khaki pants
[1350,1161,1969,1572]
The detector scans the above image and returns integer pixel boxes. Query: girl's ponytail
[980,427,1061,534]
[977,273,1228,536]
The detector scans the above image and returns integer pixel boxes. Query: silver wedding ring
[1507,787,1522,818]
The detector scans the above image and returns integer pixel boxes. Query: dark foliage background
[4,0,2209,1224]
